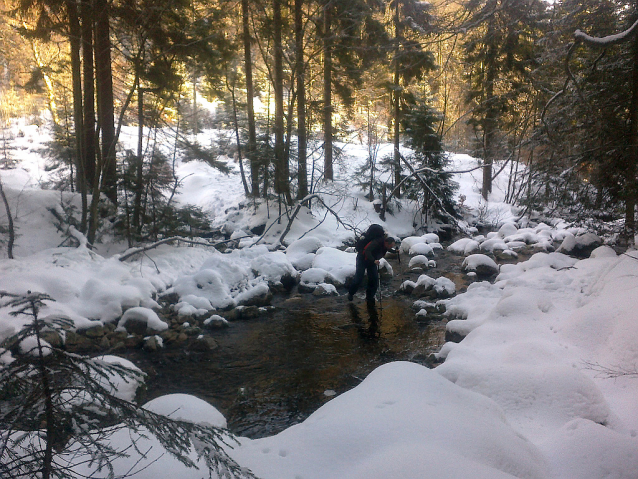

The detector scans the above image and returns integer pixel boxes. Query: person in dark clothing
[348,235,396,304]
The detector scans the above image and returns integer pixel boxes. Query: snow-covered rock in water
[203,314,229,329]
[409,242,434,257]
[557,232,603,258]
[312,247,356,285]
[433,277,456,298]
[448,238,480,256]
[408,255,433,270]
[462,254,499,277]
[378,258,393,277]
[399,233,439,254]
[286,236,324,270]
[250,251,298,284]
[169,269,235,310]
[116,307,167,335]
[93,355,145,402]
[299,268,337,291]
[498,222,518,238]
[479,237,509,254]
[234,283,272,306]
[143,393,227,428]
[313,283,338,297]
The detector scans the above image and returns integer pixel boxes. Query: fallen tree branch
[118,235,250,262]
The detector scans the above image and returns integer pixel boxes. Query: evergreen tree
[460,0,548,200]
[401,95,459,224]
[0,291,255,479]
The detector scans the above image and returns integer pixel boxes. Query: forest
[1,0,637,248]
[1,2,638,479]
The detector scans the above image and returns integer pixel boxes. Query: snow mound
[143,393,227,428]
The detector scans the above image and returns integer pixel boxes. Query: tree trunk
[0,175,14,259]
[133,87,144,232]
[94,0,117,205]
[323,2,333,181]
[482,21,498,201]
[272,0,291,203]
[242,0,259,196]
[393,0,401,198]
[627,26,638,237]
[67,0,87,231]
[81,0,96,214]
[295,0,308,199]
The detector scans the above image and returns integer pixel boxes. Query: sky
[0,119,637,479]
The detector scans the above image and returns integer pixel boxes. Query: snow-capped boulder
[286,237,324,271]
[143,393,227,428]
[448,238,480,256]
[498,222,518,238]
[408,255,433,270]
[409,243,435,257]
[557,233,603,258]
[116,307,168,335]
[461,254,499,277]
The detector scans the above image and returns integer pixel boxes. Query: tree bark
[323,2,333,181]
[0,175,14,259]
[482,19,497,201]
[272,0,291,202]
[94,0,117,205]
[67,0,86,228]
[242,0,259,197]
[627,26,638,236]
[81,0,96,212]
[393,0,401,198]
[295,0,308,198]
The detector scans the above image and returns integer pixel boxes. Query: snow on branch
[574,17,638,47]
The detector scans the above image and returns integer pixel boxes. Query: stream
[122,249,471,439]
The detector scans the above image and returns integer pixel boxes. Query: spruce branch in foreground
[0,291,257,479]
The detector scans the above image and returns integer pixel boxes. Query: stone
[203,315,229,329]
[239,289,273,307]
[65,331,94,351]
[160,330,180,343]
[99,336,111,350]
[312,283,338,297]
[189,336,219,352]
[143,335,163,352]
[41,330,63,348]
[82,324,105,338]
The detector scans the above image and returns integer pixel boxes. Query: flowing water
[122,250,474,438]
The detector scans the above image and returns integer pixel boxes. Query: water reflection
[126,295,445,438]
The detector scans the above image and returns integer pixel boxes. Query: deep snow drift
[0,122,636,478]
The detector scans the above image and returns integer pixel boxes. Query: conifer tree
[0,291,255,479]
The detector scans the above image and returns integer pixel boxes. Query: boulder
[189,336,219,352]
[461,254,499,277]
[557,232,603,258]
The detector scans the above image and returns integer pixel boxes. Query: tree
[460,0,547,200]
[386,0,437,198]
[401,95,459,224]
[540,0,638,237]
[242,0,260,197]
[0,291,256,479]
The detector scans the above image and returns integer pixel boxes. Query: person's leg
[365,262,379,302]
[348,254,366,299]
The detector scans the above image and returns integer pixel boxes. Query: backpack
[355,224,385,253]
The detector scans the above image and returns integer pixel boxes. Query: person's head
[384,236,396,249]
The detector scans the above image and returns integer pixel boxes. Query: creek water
[114,231,540,439]
[124,260,452,438]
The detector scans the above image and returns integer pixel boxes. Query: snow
[143,393,227,428]
[116,306,168,333]
[1,125,637,479]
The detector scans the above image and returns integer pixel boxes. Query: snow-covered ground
[0,121,637,478]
